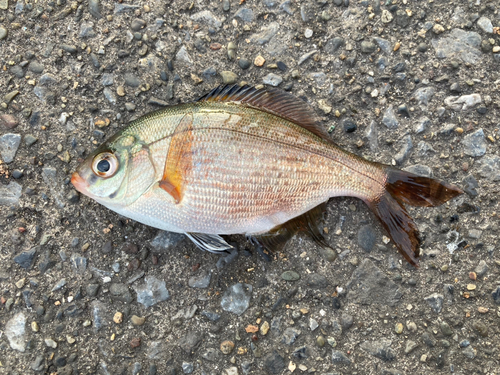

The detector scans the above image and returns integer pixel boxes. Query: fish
[71,85,463,266]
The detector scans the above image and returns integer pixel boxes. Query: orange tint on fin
[251,203,332,253]
[367,169,463,267]
[160,113,194,204]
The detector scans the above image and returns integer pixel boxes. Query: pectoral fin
[159,113,194,204]
[186,232,234,253]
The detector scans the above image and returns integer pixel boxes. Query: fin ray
[197,85,331,141]
[186,233,233,253]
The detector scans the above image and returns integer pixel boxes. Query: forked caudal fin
[367,167,463,267]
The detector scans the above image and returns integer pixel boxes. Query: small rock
[281,270,300,281]
[250,22,279,45]
[221,283,252,315]
[382,105,399,129]
[342,118,357,133]
[188,272,211,288]
[477,17,493,33]
[0,26,8,40]
[45,338,58,348]
[282,327,301,345]
[360,339,395,361]
[234,8,254,22]
[238,58,251,70]
[28,61,44,74]
[475,260,488,277]
[424,293,444,313]
[263,350,285,374]
[0,133,22,163]
[461,129,486,157]
[220,340,235,354]
[134,276,170,307]
[361,41,377,54]
[381,10,393,23]
[14,248,37,269]
[175,46,193,66]
[332,350,351,364]
[263,73,282,87]
[5,313,27,352]
[413,87,435,105]
[357,225,376,252]
[220,71,238,84]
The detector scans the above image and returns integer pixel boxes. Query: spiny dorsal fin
[197,85,331,142]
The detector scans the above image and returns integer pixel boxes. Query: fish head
[71,133,156,209]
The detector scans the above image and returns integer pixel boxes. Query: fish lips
[71,171,89,193]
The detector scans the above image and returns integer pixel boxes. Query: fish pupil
[97,159,110,173]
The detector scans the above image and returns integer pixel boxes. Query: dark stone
[357,225,376,252]
[60,44,77,54]
[124,73,141,87]
[492,286,500,305]
[54,356,67,367]
[109,283,133,303]
[263,350,285,374]
[12,169,24,179]
[178,331,202,354]
[422,332,436,347]
[10,65,24,78]
[332,350,351,364]
[101,240,113,254]
[86,283,99,297]
[131,18,146,31]
[360,339,395,361]
[277,61,287,71]
[306,274,328,289]
[38,250,56,273]
[194,38,206,53]
[89,0,102,19]
[332,297,341,309]
[292,346,308,359]
[393,62,406,72]
[346,259,402,306]
[340,313,354,330]
[397,104,410,117]
[14,247,38,269]
[342,118,357,133]
[462,174,479,197]
[201,311,220,321]
[238,58,251,70]
[324,37,345,54]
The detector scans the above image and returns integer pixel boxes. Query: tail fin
[367,168,463,267]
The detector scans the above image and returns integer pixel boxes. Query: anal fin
[249,203,332,254]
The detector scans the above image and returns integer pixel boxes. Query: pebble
[220,340,235,354]
[347,259,402,306]
[262,73,282,87]
[188,272,211,288]
[263,350,285,374]
[45,338,58,348]
[461,128,486,157]
[297,50,317,65]
[221,283,252,315]
[254,55,265,67]
[133,276,170,307]
[88,0,102,19]
[260,321,270,335]
[395,323,403,334]
[414,116,430,134]
[0,133,22,163]
[342,118,357,133]
[412,87,435,105]
[14,248,37,269]
[405,340,419,354]
[28,61,44,74]
[431,28,481,64]
[234,8,254,22]
[250,22,279,45]
[381,10,393,23]
[238,58,251,70]
[190,10,223,30]
[0,26,8,40]
[382,105,399,129]
[360,339,395,361]
[331,350,351,364]
[103,88,117,105]
[357,225,376,252]
[424,293,444,313]
[281,270,300,281]
[304,28,313,38]
[361,41,377,54]
[131,18,146,31]
[220,71,238,84]
[182,362,194,374]
[5,313,27,352]
[477,17,493,33]
[394,134,413,165]
[175,46,193,66]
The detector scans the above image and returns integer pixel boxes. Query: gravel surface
[1,1,500,374]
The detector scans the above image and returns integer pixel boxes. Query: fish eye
[91,152,119,178]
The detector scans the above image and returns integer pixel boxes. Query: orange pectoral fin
[159,113,194,204]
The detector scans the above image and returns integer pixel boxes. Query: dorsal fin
[197,85,331,141]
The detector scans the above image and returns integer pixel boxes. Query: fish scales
[121,102,383,234]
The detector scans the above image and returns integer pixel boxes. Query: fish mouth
[71,171,89,193]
